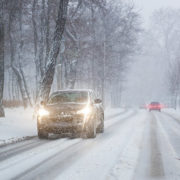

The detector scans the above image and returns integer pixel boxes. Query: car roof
[150,102,160,104]
[50,89,93,96]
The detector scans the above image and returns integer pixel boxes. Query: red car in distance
[147,102,163,112]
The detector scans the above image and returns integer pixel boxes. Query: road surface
[0,109,180,180]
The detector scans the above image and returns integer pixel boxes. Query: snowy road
[0,110,180,180]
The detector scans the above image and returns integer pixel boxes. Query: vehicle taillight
[148,105,152,109]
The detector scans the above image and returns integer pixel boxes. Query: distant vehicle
[37,89,104,139]
[148,102,162,112]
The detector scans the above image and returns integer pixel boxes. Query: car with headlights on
[37,89,104,139]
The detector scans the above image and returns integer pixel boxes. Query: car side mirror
[40,101,46,106]
[94,99,102,104]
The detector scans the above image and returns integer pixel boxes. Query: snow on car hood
[45,103,87,114]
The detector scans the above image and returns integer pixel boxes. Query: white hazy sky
[132,0,180,26]
[121,0,180,105]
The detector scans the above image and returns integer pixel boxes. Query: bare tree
[2,0,140,108]
[0,0,5,116]
[150,8,180,105]
[7,0,28,108]
[32,0,39,99]
[39,0,69,101]
[60,0,140,106]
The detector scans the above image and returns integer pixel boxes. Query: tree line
[140,8,180,107]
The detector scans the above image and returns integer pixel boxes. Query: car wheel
[97,113,104,133]
[37,121,48,139]
[38,128,48,139]
[85,120,96,138]
[71,131,81,138]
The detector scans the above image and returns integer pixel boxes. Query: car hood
[45,103,87,114]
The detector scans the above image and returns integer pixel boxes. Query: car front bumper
[149,108,161,111]
[38,115,91,134]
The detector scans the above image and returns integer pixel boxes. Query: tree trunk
[32,0,39,101]
[101,7,107,106]
[8,14,27,108]
[65,27,78,89]
[0,0,5,117]
[39,0,69,101]
[39,0,46,79]
[45,0,51,65]
[91,2,96,89]
[19,65,33,106]
[18,0,32,106]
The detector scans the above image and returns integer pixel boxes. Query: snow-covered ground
[0,108,36,146]
[0,108,180,180]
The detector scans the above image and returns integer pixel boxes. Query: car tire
[85,120,96,138]
[71,131,81,138]
[37,121,48,139]
[38,128,48,139]
[97,114,104,133]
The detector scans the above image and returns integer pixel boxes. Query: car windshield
[150,102,160,105]
[48,91,88,104]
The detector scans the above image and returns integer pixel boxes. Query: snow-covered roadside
[0,107,124,146]
[163,108,180,122]
[0,108,36,146]
[156,115,180,180]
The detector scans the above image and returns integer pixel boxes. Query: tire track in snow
[105,110,136,129]
[13,140,85,180]
[154,112,180,180]
[133,112,164,180]
[0,138,80,179]
[0,138,49,162]
[105,109,127,122]
[150,114,164,178]
[106,111,146,180]
[155,112,180,156]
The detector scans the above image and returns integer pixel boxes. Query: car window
[48,92,88,104]
[150,102,160,105]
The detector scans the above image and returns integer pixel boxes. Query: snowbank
[0,108,36,146]
[163,108,180,122]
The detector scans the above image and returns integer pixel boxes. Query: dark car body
[37,89,104,139]
[148,102,161,111]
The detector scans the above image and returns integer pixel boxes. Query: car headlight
[38,108,49,117]
[77,106,91,115]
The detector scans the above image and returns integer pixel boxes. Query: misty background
[122,0,180,107]
[1,0,180,112]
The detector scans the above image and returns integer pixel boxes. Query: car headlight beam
[38,108,49,117]
[77,106,91,115]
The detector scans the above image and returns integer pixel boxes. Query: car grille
[49,111,83,123]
